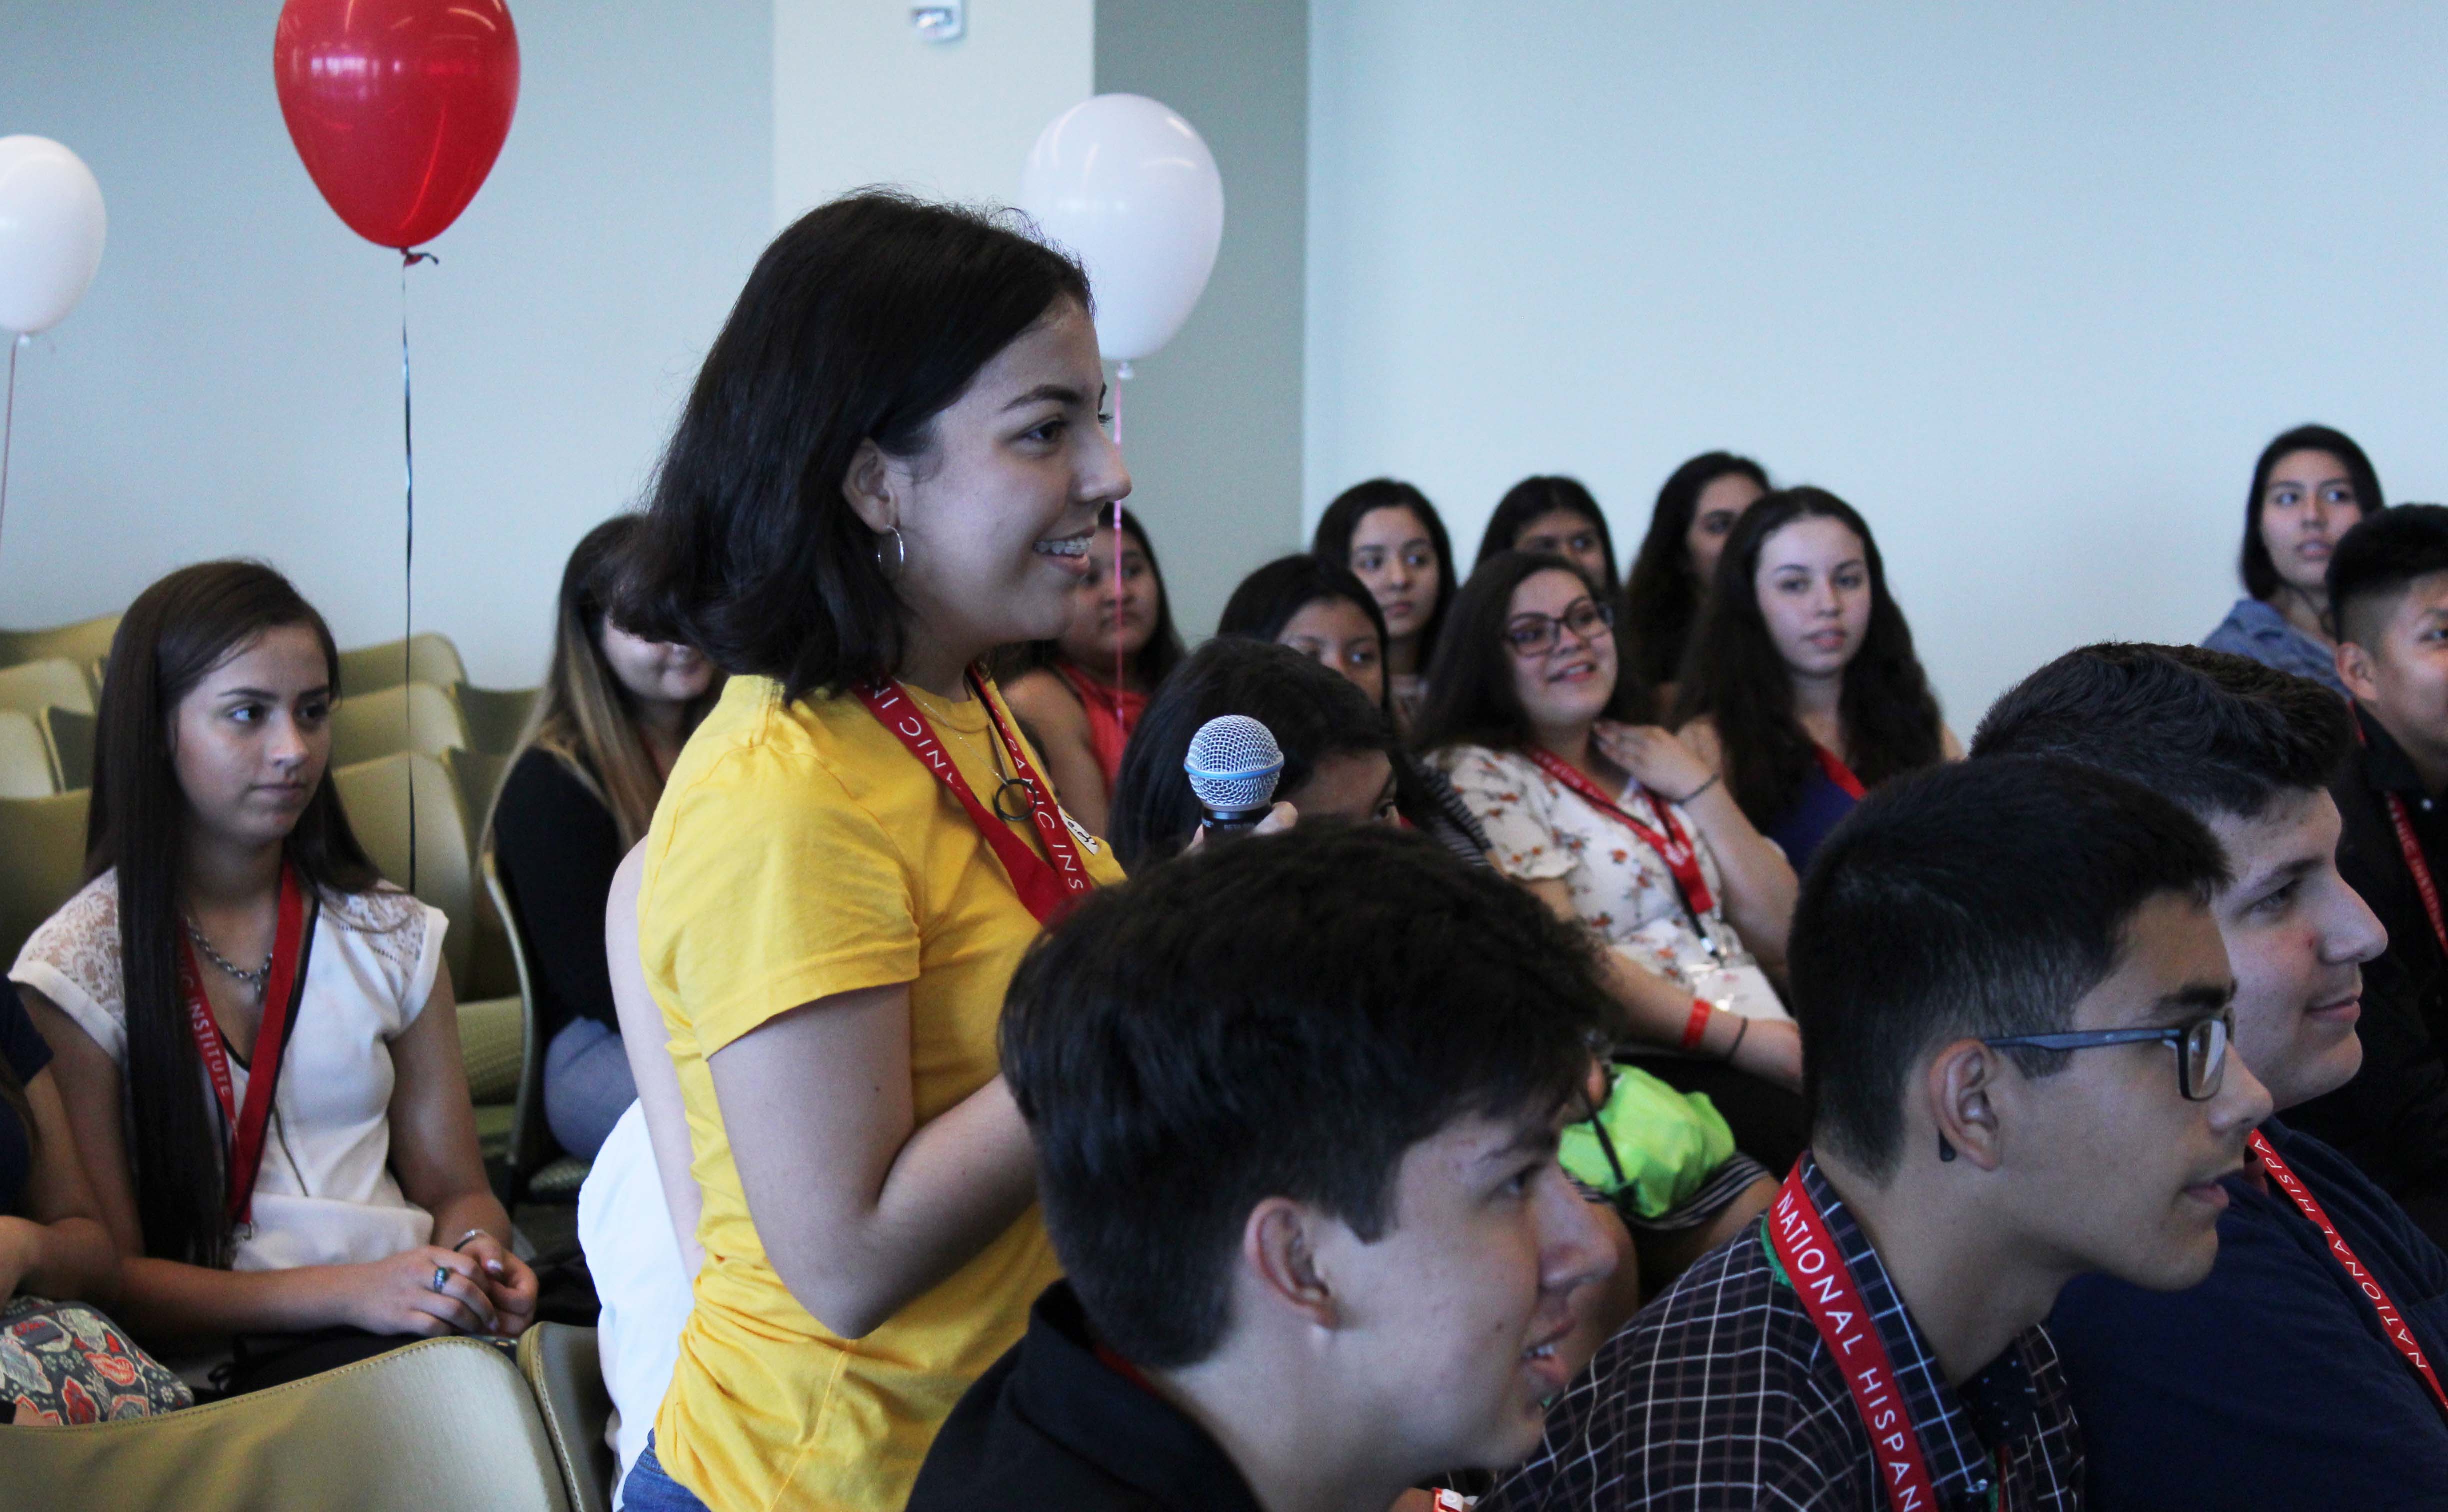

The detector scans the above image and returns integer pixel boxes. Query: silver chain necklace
[185,918,272,1000]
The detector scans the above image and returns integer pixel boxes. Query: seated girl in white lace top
[8,562,536,1390]
[1418,554,1808,1158]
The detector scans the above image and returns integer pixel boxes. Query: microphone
[1184,715,1284,838]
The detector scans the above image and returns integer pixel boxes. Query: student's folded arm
[709,982,1038,1340]
[1674,782,1798,970]
[1,1066,120,1305]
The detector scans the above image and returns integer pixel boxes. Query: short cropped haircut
[2330,503,2448,650]
[1793,758,2230,1179]
[1971,644,2352,822]
[1002,824,1612,1367]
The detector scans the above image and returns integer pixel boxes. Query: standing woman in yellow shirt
[612,192,1130,1512]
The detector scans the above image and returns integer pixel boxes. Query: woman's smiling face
[866,298,1131,657]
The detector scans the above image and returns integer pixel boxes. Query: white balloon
[1020,95,1223,364]
[0,136,106,336]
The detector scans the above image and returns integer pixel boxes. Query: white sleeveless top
[8,871,448,1273]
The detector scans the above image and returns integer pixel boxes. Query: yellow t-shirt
[640,674,1124,1512]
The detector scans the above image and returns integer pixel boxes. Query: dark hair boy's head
[618,190,1090,702]
[1972,644,2352,823]
[1002,824,1612,1368]
[1108,638,1396,868]
[2330,503,2448,650]
[1793,757,2230,1180]
[2241,424,2386,602]
[1413,550,1653,754]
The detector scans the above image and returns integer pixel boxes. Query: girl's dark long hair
[1672,488,1944,830]
[1002,507,1186,690]
[1217,554,1390,658]
[1474,476,1620,598]
[1310,479,1456,662]
[88,561,380,1268]
[1413,552,1654,756]
[616,192,1092,703]
[2239,424,2386,603]
[1622,452,1769,688]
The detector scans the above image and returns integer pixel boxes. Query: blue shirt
[2202,598,2348,695]
[2048,1116,2448,1510]
[1764,758,1859,876]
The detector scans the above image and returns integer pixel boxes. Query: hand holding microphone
[1185,715,1294,846]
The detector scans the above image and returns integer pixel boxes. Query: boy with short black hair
[2328,503,2448,1243]
[1483,756,2268,1511]
[1978,643,2448,1508]
[908,824,1619,1512]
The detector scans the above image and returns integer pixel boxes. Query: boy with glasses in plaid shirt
[1482,756,2270,1512]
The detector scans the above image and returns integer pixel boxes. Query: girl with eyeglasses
[1417,552,1808,1170]
[1312,478,1458,733]
[1672,488,1958,876]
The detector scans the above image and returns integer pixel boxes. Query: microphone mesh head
[1184,715,1284,814]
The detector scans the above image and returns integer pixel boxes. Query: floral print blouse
[1434,744,1750,989]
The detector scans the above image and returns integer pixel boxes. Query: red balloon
[274,0,520,251]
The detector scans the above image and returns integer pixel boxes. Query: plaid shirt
[1484,1156,2085,1512]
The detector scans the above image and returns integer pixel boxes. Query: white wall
[0,0,772,685]
[1307,2,2448,722]
[774,0,1093,218]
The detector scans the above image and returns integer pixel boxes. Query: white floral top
[1434,744,1748,988]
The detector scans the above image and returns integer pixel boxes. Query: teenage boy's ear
[1244,1198,1342,1330]
[1925,1039,2006,1172]
[2336,638,2382,704]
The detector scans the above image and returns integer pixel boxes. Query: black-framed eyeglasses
[1506,599,1614,658]
[1982,1011,2232,1102]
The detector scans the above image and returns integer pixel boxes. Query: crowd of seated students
[14,182,2448,1512]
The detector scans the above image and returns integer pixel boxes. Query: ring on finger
[431,1265,452,1294]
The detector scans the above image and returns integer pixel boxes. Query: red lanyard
[1524,748,1716,918]
[178,864,310,1227]
[1768,1166,1946,1512]
[2354,718,2448,958]
[2380,794,2448,959]
[854,672,1096,926]
[1816,744,1868,801]
[2251,1130,2448,1421]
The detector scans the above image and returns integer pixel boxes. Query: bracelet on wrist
[1680,998,1714,1054]
[450,1229,494,1254]
[1724,1016,1751,1064]
[1672,772,1722,806]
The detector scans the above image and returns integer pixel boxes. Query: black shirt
[2048,1116,2448,1510]
[2293,706,2448,1246]
[0,986,55,1216]
[490,748,626,1040]
[910,1283,1266,1512]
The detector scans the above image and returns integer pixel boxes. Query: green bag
[1560,1065,1738,1221]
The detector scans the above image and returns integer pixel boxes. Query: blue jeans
[622,1434,713,1512]
[544,1016,638,1160]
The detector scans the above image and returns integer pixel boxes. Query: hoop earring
[874,526,907,582]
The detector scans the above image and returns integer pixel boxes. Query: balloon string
[1112,366,1128,696]
[0,336,20,562]
[400,250,436,892]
